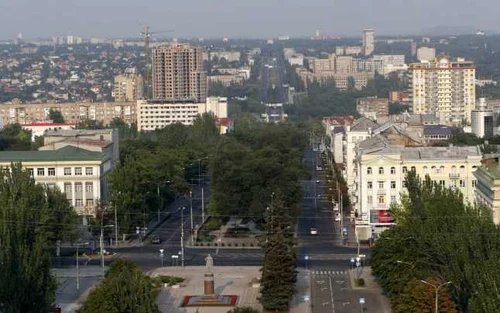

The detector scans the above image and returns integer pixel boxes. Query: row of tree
[371,171,500,312]
[208,116,308,222]
[0,164,79,312]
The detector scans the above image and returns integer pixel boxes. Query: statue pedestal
[204,272,215,295]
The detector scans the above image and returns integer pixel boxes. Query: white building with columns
[0,146,114,224]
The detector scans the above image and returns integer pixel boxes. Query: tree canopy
[371,171,500,312]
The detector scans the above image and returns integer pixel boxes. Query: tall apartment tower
[409,56,476,124]
[151,44,207,102]
[471,98,494,138]
[362,29,375,55]
[113,73,144,102]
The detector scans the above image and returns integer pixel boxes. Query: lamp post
[305,255,309,270]
[359,297,365,312]
[159,249,164,267]
[350,257,355,271]
[420,280,452,313]
[75,241,89,290]
[190,191,194,244]
[180,207,185,268]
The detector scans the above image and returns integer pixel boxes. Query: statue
[205,254,214,271]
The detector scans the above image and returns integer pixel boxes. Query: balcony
[449,173,460,179]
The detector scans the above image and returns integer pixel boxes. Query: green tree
[48,109,65,123]
[77,260,160,313]
[0,164,58,312]
[227,307,260,313]
[44,185,79,243]
[259,191,297,311]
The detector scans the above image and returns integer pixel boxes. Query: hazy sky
[0,0,496,39]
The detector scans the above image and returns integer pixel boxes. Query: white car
[310,228,318,235]
[335,214,341,222]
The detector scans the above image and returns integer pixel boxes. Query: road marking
[329,277,335,313]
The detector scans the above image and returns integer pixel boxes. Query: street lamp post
[420,280,452,313]
[305,255,309,270]
[159,249,164,267]
[359,297,365,312]
[190,191,194,244]
[180,207,185,268]
[75,241,89,291]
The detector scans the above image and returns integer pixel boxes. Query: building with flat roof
[363,29,375,55]
[356,97,389,120]
[113,73,144,102]
[474,159,500,224]
[0,146,115,223]
[471,98,494,138]
[409,56,476,124]
[152,44,207,102]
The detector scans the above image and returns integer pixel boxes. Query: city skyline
[1,0,498,40]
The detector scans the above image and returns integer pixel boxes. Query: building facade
[356,97,389,119]
[113,73,144,102]
[417,47,436,62]
[0,101,137,125]
[136,97,228,131]
[474,160,500,224]
[354,143,481,239]
[362,29,375,55]
[409,56,476,124]
[0,146,115,223]
[152,44,207,102]
[471,98,494,138]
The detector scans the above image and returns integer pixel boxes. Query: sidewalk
[290,269,311,313]
[348,266,392,313]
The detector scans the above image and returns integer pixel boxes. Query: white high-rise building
[409,56,476,124]
[362,29,375,55]
[471,98,494,138]
[417,47,436,62]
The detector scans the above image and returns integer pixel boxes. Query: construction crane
[140,26,174,98]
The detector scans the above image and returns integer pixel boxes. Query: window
[378,195,385,204]
[368,196,373,204]
[411,166,416,172]
[379,167,384,174]
[75,183,83,192]
[439,180,445,186]
[440,166,445,174]
[459,165,465,174]
[451,180,457,187]
[391,195,396,203]
[48,168,55,176]
[403,166,408,174]
[431,166,436,173]
[378,181,384,189]
[64,167,71,176]
[75,199,83,207]
[460,180,466,188]
[86,199,94,207]
[472,166,478,171]
[451,165,457,174]
[472,180,477,187]
[391,181,396,189]
[86,167,93,175]
[27,168,34,177]
[85,182,93,193]
[64,183,72,194]
[46,183,56,189]
[75,167,82,176]
[423,166,428,174]
[403,180,408,188]
[390,167,396,174]
[367,167,372,175]
[37,168,45,176]
[367,181,373,189]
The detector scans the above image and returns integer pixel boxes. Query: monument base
[204,272,214,295]
[181,295,238,307]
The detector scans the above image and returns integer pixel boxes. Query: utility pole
[190,191,194,245]
[114,203,118,248]
[157,184,161,223]
[181,207,185,268]
[100,207,105,277]
[201,187,205,222]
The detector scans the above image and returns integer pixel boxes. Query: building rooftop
[350,117,379,132]
[322,116,355,125]
[423,125,461,136]
[0,146,110,163]
[44,129,114,137]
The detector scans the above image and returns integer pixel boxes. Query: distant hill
[419,25,479,36]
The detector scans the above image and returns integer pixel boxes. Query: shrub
[355,278,365,287]
[234,243,239,247]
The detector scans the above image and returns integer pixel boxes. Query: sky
[0,0,497,39]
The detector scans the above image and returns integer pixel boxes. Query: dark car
[151,236,161,244]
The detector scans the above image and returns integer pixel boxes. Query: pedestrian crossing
[310,269,347,276]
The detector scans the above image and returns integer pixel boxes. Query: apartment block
[409,56,476,124]
[113,73,144,101]
[137,97,228,131]
[417,47,436,62]
[474,158,500,224]
[0,102,137,125]
[152,44,207,102]
[363,29,375,55]
[356,97,389,119]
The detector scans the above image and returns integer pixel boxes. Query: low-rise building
[208,73,245,86]
[322,116,355,165]
[21,121,76,141]
[0,146,115,223]
[355,141,481,239]
[356,97,389,120]
[474,158,500,224]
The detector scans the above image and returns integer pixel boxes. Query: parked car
[335,213,341,222]
[310,228,318,235]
